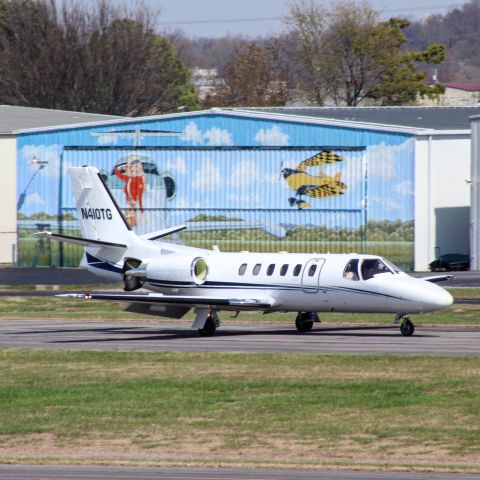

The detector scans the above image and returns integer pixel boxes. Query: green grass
[0,289,479,326]
[447,287,480,299]
[0,350,478,470]
[0,295,142,321]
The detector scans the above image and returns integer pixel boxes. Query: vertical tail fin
[69,166,132,246]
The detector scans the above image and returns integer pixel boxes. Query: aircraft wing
[303,184,342,198]
[57,292,274,309]
[298,151,343,170]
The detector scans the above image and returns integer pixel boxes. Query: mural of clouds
[266,171,287,187]
[394,180,414,196]
[165,156,187,175]
[228,159,259,188]
[20,144,63,181]
[204,127,233,146]
[179,121,233,146]
[180,122,204,145]
[369,195,401,211]
[368,140,413,180]
[24,192,44,208]
[191,157,221,191]
[255,125,289,146]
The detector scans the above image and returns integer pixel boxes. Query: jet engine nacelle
[146,255,209,285]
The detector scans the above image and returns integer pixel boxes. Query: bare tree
[210,41,288,107]
[283,0,329,105]
[0,0,198,115]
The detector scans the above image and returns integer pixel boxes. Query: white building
[418,82,480,106]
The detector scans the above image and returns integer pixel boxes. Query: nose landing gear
[395,314,415,336]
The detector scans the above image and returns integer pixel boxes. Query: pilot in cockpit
[361,259,388,280]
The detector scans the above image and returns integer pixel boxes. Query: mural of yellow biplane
[282,150,347,209]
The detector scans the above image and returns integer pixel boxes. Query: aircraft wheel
[296,320,314,333]
[295,313,315,333]
[198,313,219,337]
[400,318,415,337]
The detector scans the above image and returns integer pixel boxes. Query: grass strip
[0,349,478,470]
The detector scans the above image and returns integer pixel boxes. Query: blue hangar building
[2,105,477,271]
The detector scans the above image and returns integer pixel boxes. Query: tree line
[0,0,197,115]
[406,0,480,82]
[194,1,444,108]
[2,0,475,115]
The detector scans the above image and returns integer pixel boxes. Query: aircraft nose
[419,283,453,312]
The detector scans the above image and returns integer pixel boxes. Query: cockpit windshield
[344,257,402,281]
[360,259,394,280]
[382,258,403,274]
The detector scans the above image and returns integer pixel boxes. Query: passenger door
[301,258,325,293]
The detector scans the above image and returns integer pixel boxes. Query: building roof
[239,106,480,131]
[1,104,477,137]
[0,105,124,134]
[444,82,480,92]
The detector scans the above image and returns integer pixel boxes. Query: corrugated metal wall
[16,112,415,270]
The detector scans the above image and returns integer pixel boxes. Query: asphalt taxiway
[0,465,478,480]
[0,319,479,355]
[1,269,478,479]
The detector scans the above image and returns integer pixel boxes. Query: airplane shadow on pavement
[26,324,436,344]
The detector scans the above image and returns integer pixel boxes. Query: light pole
[17,156,48,211]
[16,157,49,267]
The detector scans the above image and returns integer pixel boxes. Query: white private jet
[36,166,454,337]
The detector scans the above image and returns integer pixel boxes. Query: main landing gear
[198,311,220,337]
[295,312,320,333]
[395,314,415,337]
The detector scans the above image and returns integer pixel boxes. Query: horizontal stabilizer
[140,225,187,241]
[34,231,127,249]
[57,292,273,309]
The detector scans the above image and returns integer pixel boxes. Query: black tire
[295,316,314,333]
[198,317,217,336]
[400,319,415,337]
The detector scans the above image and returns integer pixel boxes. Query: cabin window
[308,264,317,277]
[266,264,275,276]
[361,259,392,280]
[343,259,360,281]
[293,264,302,276]
[238,263,247,276]
[252,263,261,275]
[280,264,289,276]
